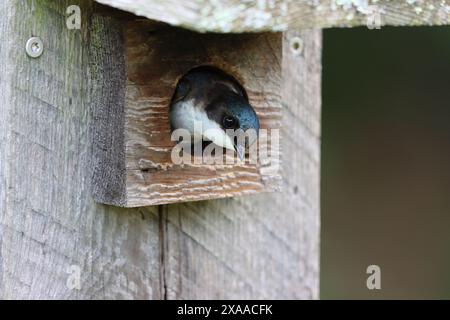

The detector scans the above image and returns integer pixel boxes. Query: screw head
[290,37,304,56]
[25,37,44,58]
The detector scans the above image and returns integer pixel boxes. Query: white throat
[171,100,235,151]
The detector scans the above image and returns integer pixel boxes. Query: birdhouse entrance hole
[92,18,282,207]
[169,65,258,161]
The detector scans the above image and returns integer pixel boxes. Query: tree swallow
[170,67,260,160]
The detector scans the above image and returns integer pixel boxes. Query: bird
[169,66,260,160]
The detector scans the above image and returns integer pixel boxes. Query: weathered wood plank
[0,0,162,299]
[161,30,322,299]
[95,0,450,32]
[90,14,127,207]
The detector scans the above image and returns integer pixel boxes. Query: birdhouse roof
[95,0,450,33]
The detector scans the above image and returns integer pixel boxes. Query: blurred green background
[321,26,450,299]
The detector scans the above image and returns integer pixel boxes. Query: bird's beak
[234,129,259,161]
[202,128,257,161]
[235,142,246,161]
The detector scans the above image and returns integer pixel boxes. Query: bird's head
[170,67,260,160]
[205,90,260,160]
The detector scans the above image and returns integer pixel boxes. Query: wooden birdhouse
[91,14,282,207]
[4,0,447,301]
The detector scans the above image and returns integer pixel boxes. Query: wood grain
[161,30,322,299]
[90,12,127,207]
[95,0,450,32]
[0,0,162,300]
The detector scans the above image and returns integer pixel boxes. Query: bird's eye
[223,116,238,129]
